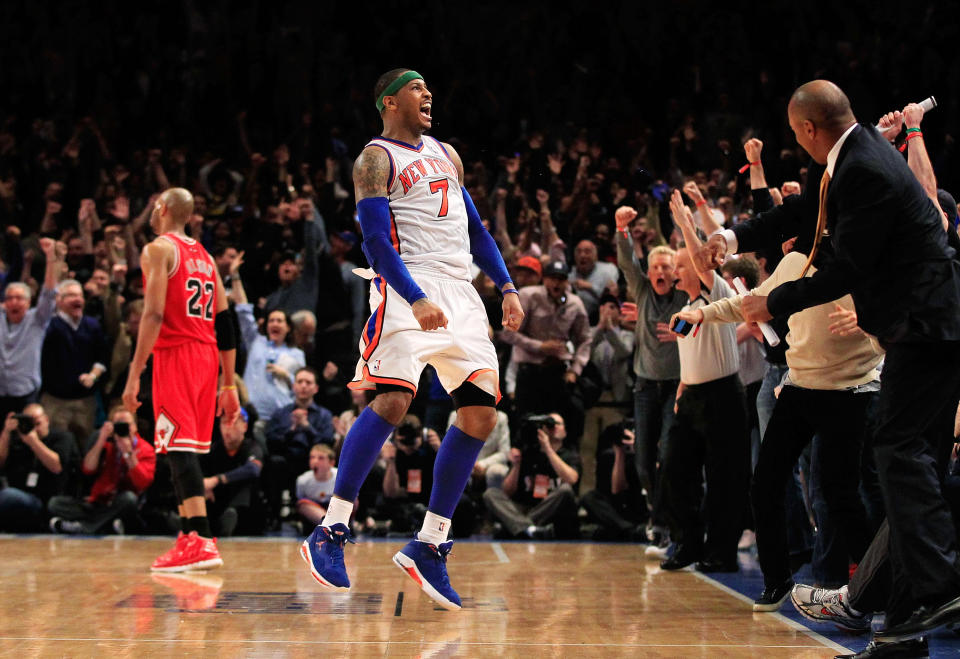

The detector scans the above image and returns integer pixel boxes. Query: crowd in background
[1,3,960,582]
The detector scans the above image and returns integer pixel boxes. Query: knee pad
[451,380,496,409]
[167,452,205,500]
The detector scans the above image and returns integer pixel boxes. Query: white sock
[418,511,451,545]
[321,497,354,528]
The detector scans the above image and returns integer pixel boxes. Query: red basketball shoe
[151,532,223,572]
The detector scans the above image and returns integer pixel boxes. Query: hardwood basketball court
[0,535,872,657]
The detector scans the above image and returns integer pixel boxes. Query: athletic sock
[188,516,212,538]
[332,407,397,502]
[179,515,190,534]
[321,496,355,529]
[427,425,485,519]
[418,511,452,545]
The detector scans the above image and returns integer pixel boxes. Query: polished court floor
[1,535,957,657]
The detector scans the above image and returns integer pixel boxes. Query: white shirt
[719,122,859,254]
[296,467,337,506]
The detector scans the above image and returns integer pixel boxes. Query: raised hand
[743,137,763,163]
[693,234,728,271]
[877,110,904,142]
[902,102,925,130]
[411,298,448,331]
[229,250,245,277]
[614,205,637,232]
[682,180,704,205]
[547,153,564,175]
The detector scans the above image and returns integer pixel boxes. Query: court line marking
[0,637,848,648]
[490,542,510,563]
[688,570,852,654]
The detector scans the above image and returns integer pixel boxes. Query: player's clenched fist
[501,293,524,331]
[412,298,448,331]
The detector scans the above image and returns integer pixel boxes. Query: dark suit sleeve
[768,164,890,316]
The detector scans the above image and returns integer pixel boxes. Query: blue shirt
[266,401,335,461]
[236,303,305,419]
[0,287,56,396]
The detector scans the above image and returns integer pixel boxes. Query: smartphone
[670,316,694,336]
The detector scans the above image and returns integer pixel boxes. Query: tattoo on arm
[353,147,391,201]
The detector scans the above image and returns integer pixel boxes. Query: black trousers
[659,374,749,564]
[751,385,872,588]
[849,342,960,625]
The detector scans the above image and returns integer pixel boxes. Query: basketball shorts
[152,342,219,454]
[349,275,501,401]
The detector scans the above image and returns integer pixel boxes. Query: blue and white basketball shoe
[300,523,354,591]
[393,535,462,611]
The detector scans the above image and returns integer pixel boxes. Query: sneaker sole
[789,591,870,632]
[299,540,350,592]
[151,557,223,573]
[392,550,461,611]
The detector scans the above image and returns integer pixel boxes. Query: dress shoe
[835,636,928,658]
[660,544,701,571]
[875,594,960,639]
[694,559,738,573]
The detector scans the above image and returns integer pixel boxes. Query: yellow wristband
[220,385,237,391]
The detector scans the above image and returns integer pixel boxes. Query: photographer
[482,412,581,539]
[48,406,155,534]
[580,421,646,541]
[0,404,77,532]
[378,415,478,538]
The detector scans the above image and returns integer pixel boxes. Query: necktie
[798,169,831,278]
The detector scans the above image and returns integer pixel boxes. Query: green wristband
[376,70,424,112]
[905,127,922,134]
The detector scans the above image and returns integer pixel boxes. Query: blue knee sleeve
[428,425,485,519]
[333,407,396,501]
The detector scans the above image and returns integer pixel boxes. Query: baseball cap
[515,255,542,277]
[542,260,568,279]
[333,230,358,245]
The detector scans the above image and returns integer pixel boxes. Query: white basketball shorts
[349,273,500,401]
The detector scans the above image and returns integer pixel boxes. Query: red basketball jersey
[153,233,218,350]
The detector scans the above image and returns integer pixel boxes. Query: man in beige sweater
[673,224,883,614]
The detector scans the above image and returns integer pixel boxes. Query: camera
[14,414,34,434]
[517,414,556,451]
[113,422,130,438]
[394,421,421,447]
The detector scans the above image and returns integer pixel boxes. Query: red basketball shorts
[152,342,219,454]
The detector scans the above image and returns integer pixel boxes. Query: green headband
[376,70,424,112]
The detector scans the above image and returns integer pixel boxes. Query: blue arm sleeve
[357,197,426,305]
[462,187,513,290]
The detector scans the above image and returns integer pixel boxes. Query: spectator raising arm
[682,181,723,236]
[670,189,715,290]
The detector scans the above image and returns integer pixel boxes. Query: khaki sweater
[700,252,883,390]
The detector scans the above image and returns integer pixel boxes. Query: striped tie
[799,169,831,278]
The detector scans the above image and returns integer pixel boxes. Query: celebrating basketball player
[123,188,241,572]
[301,69,523,610]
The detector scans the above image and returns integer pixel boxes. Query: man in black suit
[732,81,960,648]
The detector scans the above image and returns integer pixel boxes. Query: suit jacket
[766,124,960,344]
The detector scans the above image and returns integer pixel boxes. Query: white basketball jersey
[364,136,472,282]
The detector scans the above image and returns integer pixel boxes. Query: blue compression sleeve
[462,187,513,290]
[357,197,426,305]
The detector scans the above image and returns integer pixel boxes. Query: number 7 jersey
[153,233,218,349]
[365,136,472,282]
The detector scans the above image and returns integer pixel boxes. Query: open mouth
[419,102,432,122]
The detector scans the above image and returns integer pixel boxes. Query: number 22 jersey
[153,233,218,349]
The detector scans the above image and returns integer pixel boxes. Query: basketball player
[123,188,241,572]
[301,69,524,610]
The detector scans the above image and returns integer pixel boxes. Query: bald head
[160,188,194,224]
[788,80,856,134]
